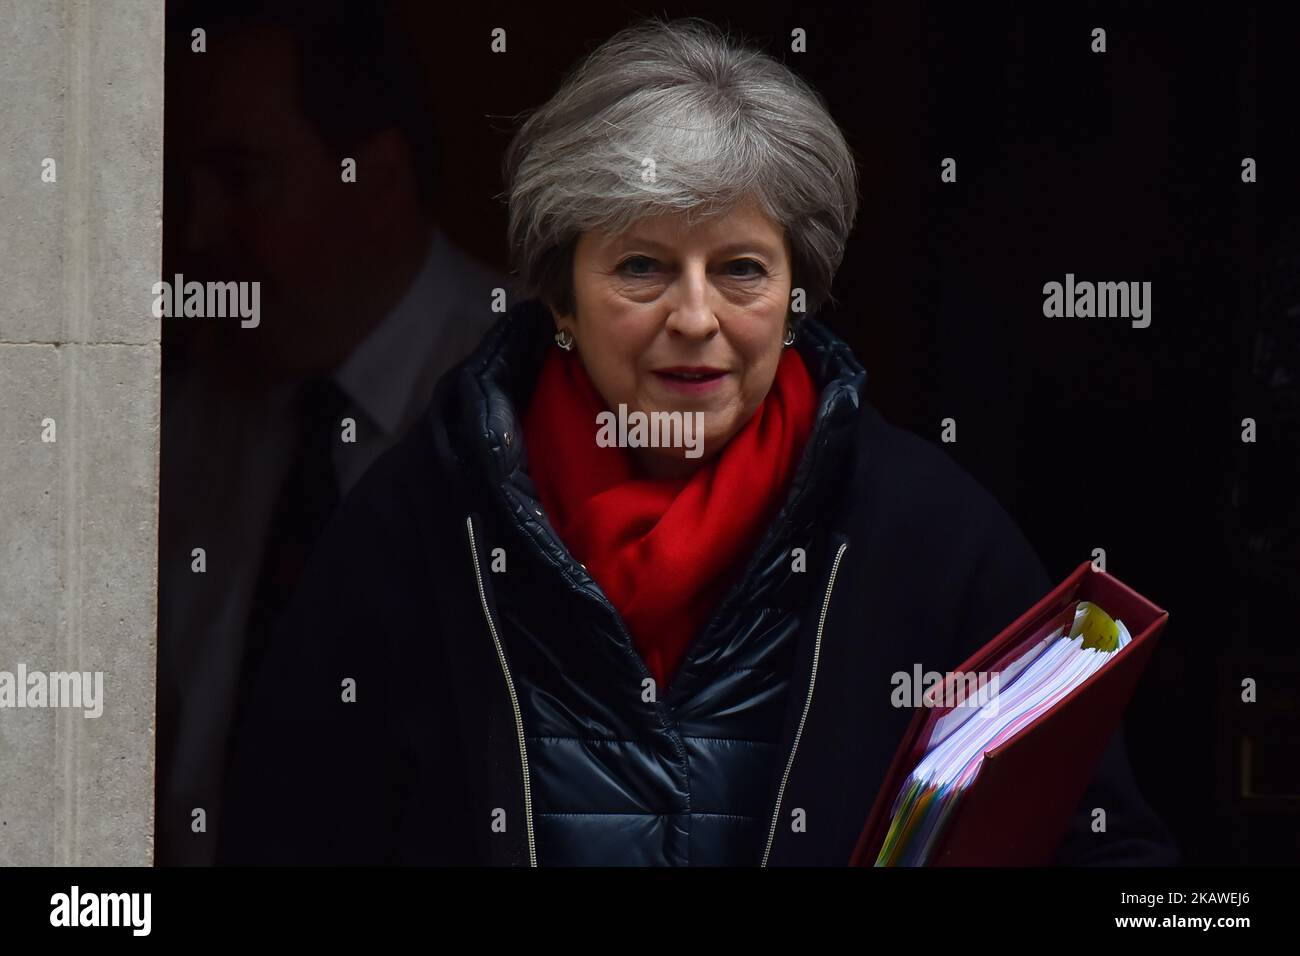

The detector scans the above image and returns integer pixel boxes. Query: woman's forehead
[588,201,784,251]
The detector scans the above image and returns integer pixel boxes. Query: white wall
[0,0,163,865]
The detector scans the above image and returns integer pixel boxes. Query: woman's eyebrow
[711,240,779,259]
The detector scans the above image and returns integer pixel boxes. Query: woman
[221,17,1177,866]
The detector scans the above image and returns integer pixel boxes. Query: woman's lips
[652,368,728,394]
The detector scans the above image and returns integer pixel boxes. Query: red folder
[849,560,1169,866]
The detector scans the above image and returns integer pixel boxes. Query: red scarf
[522,345,818,690]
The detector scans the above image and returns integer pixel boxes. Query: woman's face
[553,199,793,479]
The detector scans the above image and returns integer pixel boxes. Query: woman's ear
[545,297,576,333]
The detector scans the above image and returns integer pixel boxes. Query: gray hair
[501,17,860,321]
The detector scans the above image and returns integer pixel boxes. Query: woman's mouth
[653,367,728,394]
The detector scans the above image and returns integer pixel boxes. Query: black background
[161,0,1297,865]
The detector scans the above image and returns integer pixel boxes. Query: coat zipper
[760,539,848,867]
[465,514,537,867]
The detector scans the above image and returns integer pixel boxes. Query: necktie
[235,377,350,731]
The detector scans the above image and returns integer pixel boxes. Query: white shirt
[332,226,507,490]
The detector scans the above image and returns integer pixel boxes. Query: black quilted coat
[220,299,1179,866]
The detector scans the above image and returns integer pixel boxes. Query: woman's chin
[631,444,718,479]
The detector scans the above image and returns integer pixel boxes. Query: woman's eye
[618,255,658,277]
[726,259,766,279]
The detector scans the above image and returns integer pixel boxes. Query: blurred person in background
[157,0,506,864]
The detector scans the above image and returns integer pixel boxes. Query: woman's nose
[664,263,718,338]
